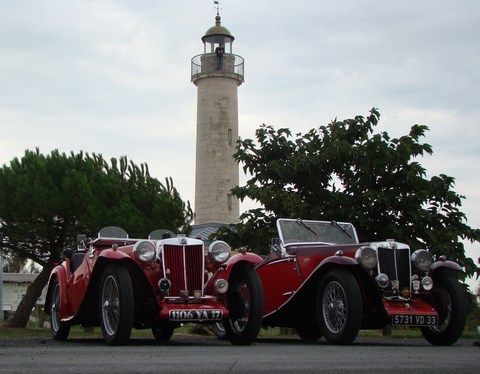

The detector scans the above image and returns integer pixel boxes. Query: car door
[256,255,302,316]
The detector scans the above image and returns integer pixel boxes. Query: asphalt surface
[0,334,479,373]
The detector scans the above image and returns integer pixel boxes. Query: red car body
[254,218,467,345]
[44,226,264,346]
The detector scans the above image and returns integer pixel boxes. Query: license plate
[169,309,223,321]
[392,314,437,326]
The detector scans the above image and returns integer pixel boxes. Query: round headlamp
[355,246,377,269]
[376,273,390,288]
[214,278,229,294]
[158,278,171,293]
[412,249,433,273]
[208,240,231,264]
[421,276,433,291]
[133,240,156,263]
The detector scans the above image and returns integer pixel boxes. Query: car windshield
[277,219,358,245]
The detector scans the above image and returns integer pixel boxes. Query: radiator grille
[162,244,204,297]
[377,246,411,292]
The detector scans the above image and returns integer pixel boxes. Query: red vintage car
[255,218,467,345]
[44,226,264,345]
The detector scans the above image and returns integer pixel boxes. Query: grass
[0,324,478,340]
[1,307,478,340]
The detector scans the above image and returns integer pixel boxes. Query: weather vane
[214,0,222,15]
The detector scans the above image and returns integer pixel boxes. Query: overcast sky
[0,1,478,284]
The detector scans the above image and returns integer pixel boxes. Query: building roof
[190,221,232,243]
[3,273,38,283]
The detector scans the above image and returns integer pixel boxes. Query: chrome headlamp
[412,249,433,273]
[355,246,377,269]
[376,273,390,288]
[421,276,433,291]
[133,240,156,263]
[208,240,231,264]
[214,279,229,294]
[158,278,171,293]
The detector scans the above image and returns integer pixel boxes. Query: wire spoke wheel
[99,264,134,346]
[431,288,452,333]
[51,284,61,331]
[50,279,70,340]
[229,281,250,333]
[317,269,362,345]
[225,266,263,345]
[322,281,348,334]
[101,275,121,336]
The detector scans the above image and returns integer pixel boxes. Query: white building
[1,273,46,316]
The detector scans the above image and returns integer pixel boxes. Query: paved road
[1,334,479,373]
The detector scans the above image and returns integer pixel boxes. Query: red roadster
[44,226,263,345]
[255,218,467,345]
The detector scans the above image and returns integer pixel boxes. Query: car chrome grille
[162,244,204,297]
[377,246,411,292]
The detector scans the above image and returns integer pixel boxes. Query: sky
[0,1,479,287]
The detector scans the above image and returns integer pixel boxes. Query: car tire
[99,264,134,346]
[211,321,227,340]
[296,324,323,341]
[317,269,362,345]
[225,266,264,345]
[420,273,467,346]
[50,278,71,340]
[152,324,175,342]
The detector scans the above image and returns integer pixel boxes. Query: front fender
[96,249,133,260]
[303,255,369,298]
[88,250,146,293]
[318,254,359,268]
[207,252,263,289]
[430,259,463,275]
[44,263,69,318]
[88,248,139,285]
[306,254,365,289]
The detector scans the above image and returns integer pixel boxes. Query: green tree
[220,108,479,279]
[0,149,193,327]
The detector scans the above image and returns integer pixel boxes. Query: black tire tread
[420,274,467,346]
[317,269,362,345]
[225,266,264,345]
[99,264,134,346]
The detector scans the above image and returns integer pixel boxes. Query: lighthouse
[191,10,244,225]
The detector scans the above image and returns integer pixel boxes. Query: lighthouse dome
[202,15,234,44]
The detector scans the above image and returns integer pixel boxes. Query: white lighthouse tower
[191,9,244,225]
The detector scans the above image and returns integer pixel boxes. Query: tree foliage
[218,108,479,279]
[0,149,193,327]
